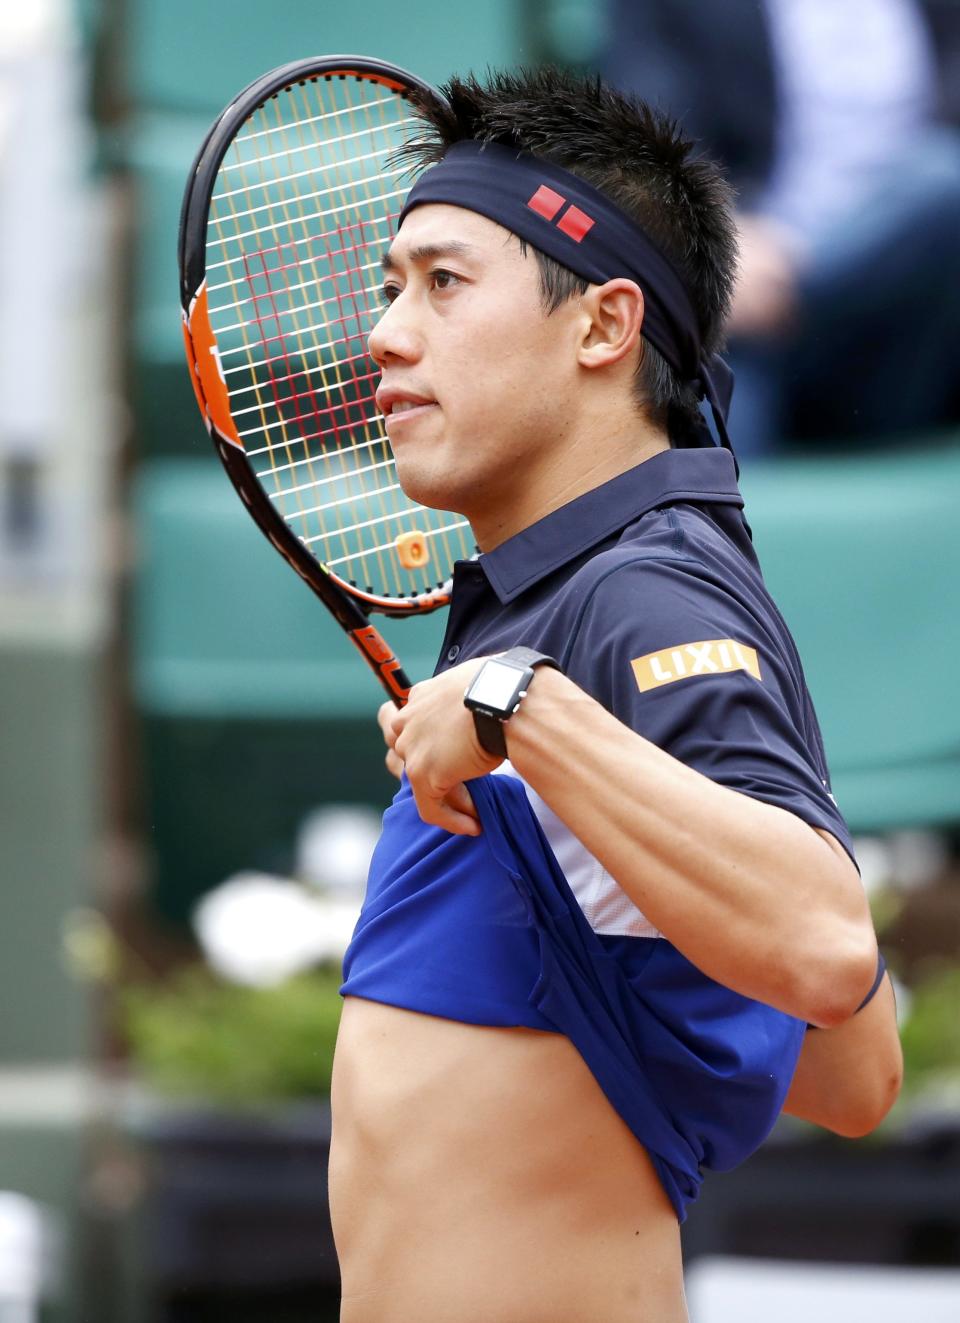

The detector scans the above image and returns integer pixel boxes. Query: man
[330,68,902,1323]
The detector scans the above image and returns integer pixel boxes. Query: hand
[377,700,405,781]
[383,659,504,835]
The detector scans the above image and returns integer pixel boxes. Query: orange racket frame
[178,56,458,706]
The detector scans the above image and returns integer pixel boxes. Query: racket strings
[348,78,471,583]
[255,82,400,589]
[271,453,396,499]
[324,519,470,570]
[231,89,408,146]
[215,132,420,198]
[242,408,384,451]
[231,364,380,422]
[203,193,403,272]
[218,153,331,563]
[297,78,397,589]
[213,283,387,357]
[220,88,383,585]
[251,431,391,470]
[226,86,394,590]
[203,71,472,600]
[220,328,375,381]
[211,253,383,316]
[211,81,395,587]
[254,87,374,580]
[320,77,435,589]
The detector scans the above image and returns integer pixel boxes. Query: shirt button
[447,644,461,663]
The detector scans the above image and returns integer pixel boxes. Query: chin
[393,460,471,517]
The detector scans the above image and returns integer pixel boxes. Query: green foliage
[899,962,960,1094]
[121,965,344,1107]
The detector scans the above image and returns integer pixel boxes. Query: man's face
[369,204,585,528]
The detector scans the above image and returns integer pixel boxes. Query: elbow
[826,1055,904,1139]
[800,936,880,1030]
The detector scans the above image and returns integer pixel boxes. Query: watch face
[468,662,523,712]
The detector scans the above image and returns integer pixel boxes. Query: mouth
[386,401,437,424]
[378,389,439,431]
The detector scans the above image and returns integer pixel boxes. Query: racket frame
[178,56,458,705]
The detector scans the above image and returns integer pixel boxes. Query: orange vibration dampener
[395,529,430,570]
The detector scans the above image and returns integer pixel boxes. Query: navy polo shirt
[436,444,853,872]
[341,444,855,1219]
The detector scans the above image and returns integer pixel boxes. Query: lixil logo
[631,639,762,693]
[526,185,596,242]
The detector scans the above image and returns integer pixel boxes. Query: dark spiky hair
[399,67,738,437]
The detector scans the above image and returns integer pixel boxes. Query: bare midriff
[330,996,687,1323]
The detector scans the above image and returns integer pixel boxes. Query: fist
[377,700,404,781]
[376,660,503,835]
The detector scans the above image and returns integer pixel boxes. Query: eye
[430,268,461,292]
[380,282,402,306]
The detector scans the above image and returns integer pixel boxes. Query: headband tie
[399,140,735,457]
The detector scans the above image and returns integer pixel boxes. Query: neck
[470,410,670,552]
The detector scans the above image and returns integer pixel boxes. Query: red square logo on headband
[527,185,566,221]
[556,205,595,243]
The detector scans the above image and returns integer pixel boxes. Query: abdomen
[330,996,686,1323]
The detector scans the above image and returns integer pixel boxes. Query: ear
[576,279,644,373]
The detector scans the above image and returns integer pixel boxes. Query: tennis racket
[179,55,472,706]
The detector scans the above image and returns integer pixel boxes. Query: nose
[367,292,422,367]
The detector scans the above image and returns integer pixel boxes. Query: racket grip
[349,625,411,707]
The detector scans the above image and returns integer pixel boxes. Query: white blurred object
[686,1256,960,1323]
[851,835,893,898]
[852,830,948,897]
[0,0,86,462]
[0,0,100,598]
[0,1191,61,1323]
[193,871,360,986]
[296,804,381,892]
[887,829,950,891]
[889,970,912,1029]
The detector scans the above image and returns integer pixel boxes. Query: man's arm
[390,662,878,1028]
[783,974,903,1136]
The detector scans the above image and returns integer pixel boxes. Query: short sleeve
[562,555,856,863]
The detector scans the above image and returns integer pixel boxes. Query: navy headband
[399,140,735,456]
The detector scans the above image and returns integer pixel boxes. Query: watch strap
[500,646,560,673]
[472,709,509,758]
[467,648,560,757]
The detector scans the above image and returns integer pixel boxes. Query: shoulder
[551,514,852,856]
[554,505,765,672]
[554,504,817,755]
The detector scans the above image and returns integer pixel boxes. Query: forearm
[506,668,877,1025]
[783,976,903,1135]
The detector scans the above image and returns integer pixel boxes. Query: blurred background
[0,1,958,1319]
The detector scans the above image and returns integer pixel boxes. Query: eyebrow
[380,240,478,272]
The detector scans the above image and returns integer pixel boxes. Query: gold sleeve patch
[631,639,761,693]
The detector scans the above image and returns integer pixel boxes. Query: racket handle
[349,625,411,707]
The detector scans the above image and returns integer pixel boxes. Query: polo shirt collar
[479,446,744,605]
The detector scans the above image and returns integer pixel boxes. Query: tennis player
[330,68,903,1323]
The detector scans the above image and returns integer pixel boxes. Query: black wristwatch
[463,647,559,758]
